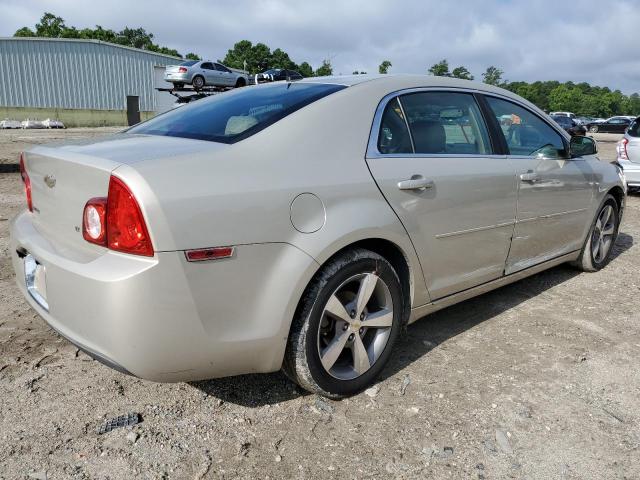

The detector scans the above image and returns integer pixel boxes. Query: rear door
[366,90,518,300]
[483,95,595,274]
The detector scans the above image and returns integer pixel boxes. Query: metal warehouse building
[0,37,179,127]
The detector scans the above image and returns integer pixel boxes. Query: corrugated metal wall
[0,38,179,111]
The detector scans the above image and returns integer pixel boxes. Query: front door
[366,90,518,300]
[483,96,595,274]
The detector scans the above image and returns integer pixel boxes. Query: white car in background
[42,118,65,129]
[0,119,21,129]
[617,116,640,191]
[164,60,249,90]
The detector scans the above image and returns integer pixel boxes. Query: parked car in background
[42,118,65,129]
[551,115,586,136]
[0,119,21,129]
[550,111,576,118]
[586,116,632,133]
[164,60,249,90]
[258,68,304,82]
[575,116,603,125]
[11,75,625,398]
[21,119,44,129]
[616,116,640,190]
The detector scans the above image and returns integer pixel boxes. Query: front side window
[486,96,567,158]
[400,92,492,155]
[128,83,346,144]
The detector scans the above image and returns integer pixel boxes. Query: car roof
[298,74,543,113]
[299,74,515,96]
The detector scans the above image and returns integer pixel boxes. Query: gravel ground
[1,129,639,479]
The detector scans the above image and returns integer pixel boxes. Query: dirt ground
[1,129,638,479]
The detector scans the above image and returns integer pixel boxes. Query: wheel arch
[607,185,625,214]
[293,237,416,329]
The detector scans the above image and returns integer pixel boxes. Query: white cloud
[1,0,638,92]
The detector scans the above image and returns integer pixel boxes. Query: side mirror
[570,135,597,158]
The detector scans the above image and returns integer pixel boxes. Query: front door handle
[397,176,434,191]
[519,171,538,183]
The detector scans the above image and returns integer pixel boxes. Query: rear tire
[192,75,205,91]
[283,249,403,398]
[235,78,246,88]
[572,194,619,272]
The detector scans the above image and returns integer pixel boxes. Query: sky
[1,0,639,93]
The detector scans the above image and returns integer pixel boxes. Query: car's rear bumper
[10,211,317,382]
[164,73,190,83]
[617,158,640,187]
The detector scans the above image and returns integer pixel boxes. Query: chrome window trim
[366,86,569,160]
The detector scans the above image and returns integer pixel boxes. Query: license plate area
[24,254,49,311]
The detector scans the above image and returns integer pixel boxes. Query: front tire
[573,194,619,272]
[283,249,403,398]
[590,125,599,133]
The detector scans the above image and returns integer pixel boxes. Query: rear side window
[629,118,640,137]
[486,96,567,158]
[400,92,492,155]
[378,98,412,154]
[128,83,346,144]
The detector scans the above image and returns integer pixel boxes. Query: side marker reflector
[185,246,235,262]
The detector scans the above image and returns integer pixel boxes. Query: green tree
[14,12,186,57]
[14,27,35,37]
[451,66,474,80]
[379,60,392,74]
[298,62,314,77]
[185,52,201,60]
[34,12,67,37]
[315,59,333,77]
[629,93,640,115]
[428,59,450,77]
[270,48,297,70]
[482,66,503,86]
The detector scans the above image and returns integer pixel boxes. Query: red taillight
[19,153,33,212]
[178,67,187,73]
[620,138,629,160]
[81,176,154,257]
[106,176,154,256]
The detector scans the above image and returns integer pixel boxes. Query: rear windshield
[629,118,640,137]
[129,83,346,143]
[180,61,198,67]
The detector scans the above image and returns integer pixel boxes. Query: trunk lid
[23,134,222,257]
[165,65,184,75]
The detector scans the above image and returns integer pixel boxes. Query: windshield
[180,61,198,67]
[129,83,346,143]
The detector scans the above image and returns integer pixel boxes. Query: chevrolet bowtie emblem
[44,174,56,188]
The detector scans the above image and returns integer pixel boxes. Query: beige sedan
[11,75,626,397]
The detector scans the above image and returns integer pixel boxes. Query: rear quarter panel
[126,81,431,307]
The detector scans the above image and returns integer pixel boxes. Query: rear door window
[128,82,346,144]
[629,118,640,137]
[377,97,412,154]
[400,92,492,155]
[485,96,567,159]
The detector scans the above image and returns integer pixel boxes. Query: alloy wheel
[317,272,394,380]
[591,204,616,263]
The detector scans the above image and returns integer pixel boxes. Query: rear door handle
[397,176,434,191]
[519,172,538,183]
